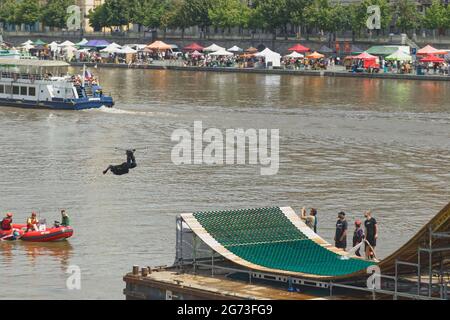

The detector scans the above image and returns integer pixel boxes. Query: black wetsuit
[103,150,137,175]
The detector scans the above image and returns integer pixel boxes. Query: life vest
[1,218,12,230]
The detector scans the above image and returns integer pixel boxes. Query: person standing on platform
[335,212,348,251]
[364,210,378,260]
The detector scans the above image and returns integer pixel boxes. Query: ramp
[181,207,375,280]
[181,203,450,281]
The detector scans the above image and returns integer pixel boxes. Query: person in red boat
[1,213,13,231]
[26,212,39,232]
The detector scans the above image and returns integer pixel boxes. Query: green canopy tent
[385,50,412,62]
[33,39,47,46]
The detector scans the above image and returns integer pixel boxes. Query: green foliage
[0,0,18,25]
[16,0,42,27]
[422,0,447,31]
[252,0,290,34]
[394,0,421,32]
[208,0,250,30]
[41,0,76,28]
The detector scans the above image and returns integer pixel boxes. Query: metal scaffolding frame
[175,216,449,300]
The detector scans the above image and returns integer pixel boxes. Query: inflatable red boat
[1,224,73,242]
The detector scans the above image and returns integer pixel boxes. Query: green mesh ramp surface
[193,207,374,277]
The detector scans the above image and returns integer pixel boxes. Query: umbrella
[209,49,233,56]
[146,40,172,51]
[385,50,412,62]
[417,45,447,56]
[245,47,258,53]
[307,51,325,59]
[228,46,243,53]
[419,54,444,63]
[183,43,204,52]
[203,44,225,52]
[352,52,377,60]
[288,44,310,53]
[284,51,304,58]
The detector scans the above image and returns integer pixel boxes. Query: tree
[422,0,447,36]
[104,0,130,30]
[394,0,421,34]
[347,3,367,41]
[41,0,75,29]
[253,0,290,39]
[166,0,193,38]
[208,0,250,32]
[182,0,213,37]
[16,0,42,30]
[288,0,313,38]
[88,4,111,32]
[0,0,18,26]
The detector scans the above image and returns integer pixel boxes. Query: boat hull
[1,224,74,242]
[0,96,114,110]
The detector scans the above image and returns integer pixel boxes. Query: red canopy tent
[183,43,204,52]
[352,51,378,68]
[417,45,447,56]
[420,54,444,63]
[288,44,310,53]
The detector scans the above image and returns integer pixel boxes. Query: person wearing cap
[334,212,348,250]
[352,219,365,257]
[26,212,39,232]
[1,213,13,231]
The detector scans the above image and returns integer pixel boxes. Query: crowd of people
[299,207,378,260]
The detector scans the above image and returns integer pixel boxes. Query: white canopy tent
[21,40,34,46]
[101,43,123,53]
[49,41,59,52]
[204,44,225,52]
[76,38,89,46]
[59,40,75,47]
[284,51,304,58]
[21,43,35,51]
[209,49,234,56]
[255,48,281,67]
[117,46,137,54]
[228,45,243,53]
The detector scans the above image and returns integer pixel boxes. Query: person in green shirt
[61,210,70,227]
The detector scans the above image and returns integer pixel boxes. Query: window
[29,87,36,96]
[20,86,27,96]
[13,86,19,95]
[0,85,4,94]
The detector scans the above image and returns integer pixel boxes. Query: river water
[1,68,450,299]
